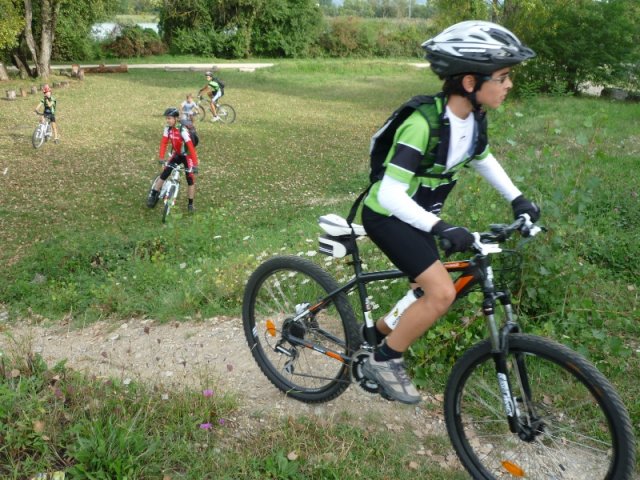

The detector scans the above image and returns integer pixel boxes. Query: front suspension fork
[486,296,539,439]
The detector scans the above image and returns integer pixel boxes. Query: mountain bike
[242,214,636,479]
[32,113,53,149]
[196,95,236,124]
[148,162,195,223]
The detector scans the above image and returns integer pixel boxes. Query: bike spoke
[446,336,627,479]
[243,258,356,401]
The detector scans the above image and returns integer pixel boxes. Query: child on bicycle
[180,93,198,124]
[361,21,541,404]
[147,107,199,213]
[198,71,222,122]
[34,84,59,143]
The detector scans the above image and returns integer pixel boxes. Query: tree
[0,0,25,53]
[160,0,322,58]
[6,0,119,78]
[53,0,119,61]
[7,0,63,79]
[430,0,640,93]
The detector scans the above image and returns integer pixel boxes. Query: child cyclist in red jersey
[147,107,199,213]
[360,21,541,404]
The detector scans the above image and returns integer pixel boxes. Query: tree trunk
[38,0,62,80]
[20,0,62,80]
[11,52,31,79]
[0,63,9,81]
[22,0,40,78]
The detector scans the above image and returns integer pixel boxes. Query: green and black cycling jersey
[364,104,490,217]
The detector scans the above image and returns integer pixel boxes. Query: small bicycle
[242,214,636,479]
[148,162,195,223]
[32,114,53,149]
[196,95,236,124]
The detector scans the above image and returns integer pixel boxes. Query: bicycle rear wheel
[32,125,45,149]
[444,334,635,480]
[242,255,359,403]
[217,104,236,124]
[162,184,176,224]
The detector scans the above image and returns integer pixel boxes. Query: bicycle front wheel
[32,125,45,149]
[196,105,207,122]
[242,256,359,403]
[162,184,176,224]
[217,104,236,124]
[444,334,635,480]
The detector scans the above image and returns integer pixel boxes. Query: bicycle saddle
[318,214,366,237]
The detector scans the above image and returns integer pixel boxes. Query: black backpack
[181,123,199,147]
[213,77,225,95]
[369,94,445,183]
[347,94,487,225]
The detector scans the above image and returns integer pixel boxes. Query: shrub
[315,17,432,58]
[103,25,166,58]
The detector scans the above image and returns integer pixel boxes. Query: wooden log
[6,90,16,100]
[83,63,128,74]
[0,63,9,81]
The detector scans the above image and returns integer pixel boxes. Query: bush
[170,27,217,56]
[315,17,432,58]
[103,25,166,58]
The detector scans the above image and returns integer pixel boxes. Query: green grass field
[0,59,638,477]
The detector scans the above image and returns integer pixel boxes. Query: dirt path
[0,316,460,469]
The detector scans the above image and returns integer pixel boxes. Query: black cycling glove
[431,220,475,256]
[511,195,540,222]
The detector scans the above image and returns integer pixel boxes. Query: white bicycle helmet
[422,21,535,78]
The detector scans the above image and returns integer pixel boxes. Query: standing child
[34,84,59,143]
[180,93,198,124]
[360,21,541,404]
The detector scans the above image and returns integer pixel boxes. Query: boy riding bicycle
[147,107,199,213]
[198,71,223,122]
[34,84,60,143]
[360,21,541,404]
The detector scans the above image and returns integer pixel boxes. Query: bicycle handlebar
[157,161,197,174]
[439,215,545,255]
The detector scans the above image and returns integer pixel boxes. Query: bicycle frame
[281,225,535,437]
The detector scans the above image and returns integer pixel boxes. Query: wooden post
[71,64,80,77]
[6,90,16,100]
[53,81,61,88]
[0,63,9,81]
[77,69,85,81]
[30,85,38,94]
[20,88,27,97]
[61,81,69,87]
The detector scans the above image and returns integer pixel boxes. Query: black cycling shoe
[146,191,159,208]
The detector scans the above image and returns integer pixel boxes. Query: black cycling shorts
[44,111,56,122]
[362,205,440,280]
